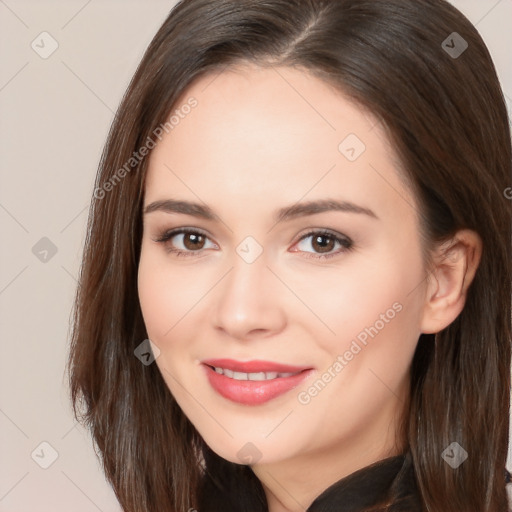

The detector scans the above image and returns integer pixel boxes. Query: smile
[201,359,314,405]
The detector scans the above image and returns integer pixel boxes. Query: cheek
[314,258,425,408]
[137,248,209,340]
[285,252,424,358]
[296,285,422,443]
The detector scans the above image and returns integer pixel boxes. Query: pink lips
[201,358,313,405]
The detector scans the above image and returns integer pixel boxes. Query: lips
[201,358,314,405]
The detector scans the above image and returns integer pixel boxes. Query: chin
[199,427,300,467]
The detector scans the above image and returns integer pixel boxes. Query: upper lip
[202,358,312,373]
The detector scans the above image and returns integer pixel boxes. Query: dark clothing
[199,450,422,511]
[198,447,512,511]
[306,452,421,511]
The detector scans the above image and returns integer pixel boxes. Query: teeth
[248,372,267,381]
[212,367,299,380]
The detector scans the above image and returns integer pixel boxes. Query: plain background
[0,1,511,510]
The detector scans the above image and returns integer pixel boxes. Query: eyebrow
[143,198,378,223]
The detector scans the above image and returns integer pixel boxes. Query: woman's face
[138,64,429,468]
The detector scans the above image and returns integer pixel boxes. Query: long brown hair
[67,0,512,510]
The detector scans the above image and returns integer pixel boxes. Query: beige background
[0,1,511,510]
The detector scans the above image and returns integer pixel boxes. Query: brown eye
[311,234,336,253]
[154,228,216,257]
[294,230,353,260]
[182,232,206,250]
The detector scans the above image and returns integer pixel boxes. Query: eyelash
[153,228,354,260]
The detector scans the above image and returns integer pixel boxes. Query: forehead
[144,64,413,224]
[158,63,379,161]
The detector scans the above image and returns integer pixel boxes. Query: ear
[420,229,482,334]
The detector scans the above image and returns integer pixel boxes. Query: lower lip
[203,365,313,405]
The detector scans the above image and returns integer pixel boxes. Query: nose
[212,251,287,341]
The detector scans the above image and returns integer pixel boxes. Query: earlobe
[420,230,482,334]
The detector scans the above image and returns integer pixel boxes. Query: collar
[306,451,422,512]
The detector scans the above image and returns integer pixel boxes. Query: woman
[67,0,512,511]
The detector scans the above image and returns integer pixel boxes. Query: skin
[137,63,481,512]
